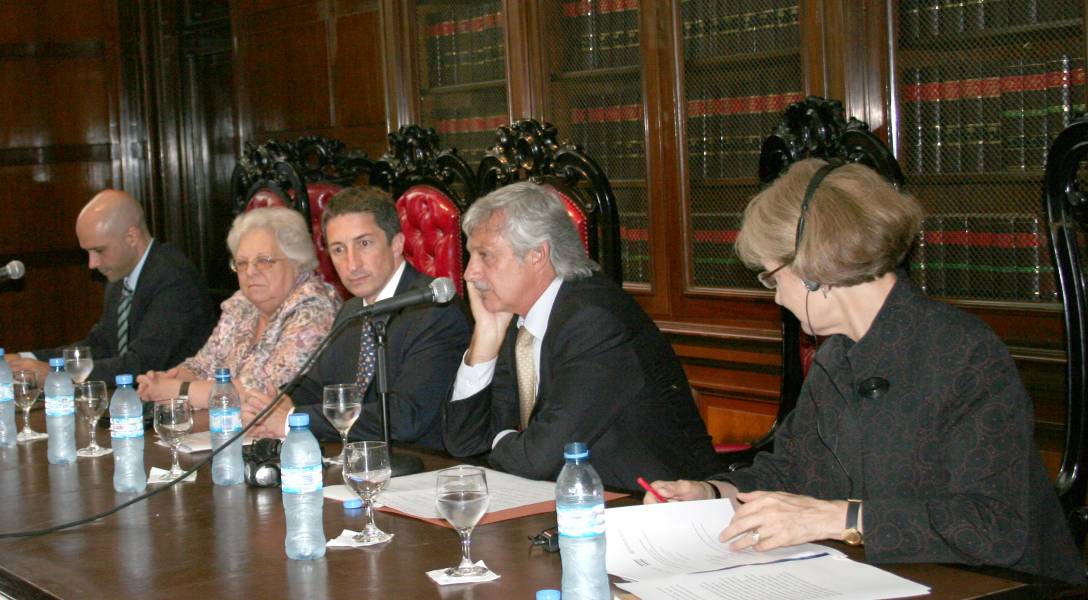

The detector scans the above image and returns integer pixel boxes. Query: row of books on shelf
[422,1,504,88]
[429,95,507,165]
[567,91,645,180]
[681,0,799,60]
[900,0,1080,41]
[560,0,639,71]
[687,83,805,180]
[684,211,1055,301]
[901,55,1085,174]
[615,188,650,283]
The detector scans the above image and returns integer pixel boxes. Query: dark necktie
[117,283,133,354]
[355,320,377,395]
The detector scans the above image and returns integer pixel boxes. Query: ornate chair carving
[371,125,476,295]
[719,96,906,464]
[476,119,622,283]
[230,136,374,299]
[1044,114,1088,546]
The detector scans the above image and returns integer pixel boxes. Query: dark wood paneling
[0,260,104,352]
[0,163,113,255]
[0,1,108,43]
[332,11,386,128]
[0,56,112,148]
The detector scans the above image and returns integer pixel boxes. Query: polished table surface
[0,411,1078,599]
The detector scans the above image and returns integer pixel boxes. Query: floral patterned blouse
[182,270,341,394]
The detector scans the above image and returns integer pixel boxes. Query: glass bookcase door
[416,0,508,166]
[894,0,1084,304]
[540,0,650,286]
[681,0,802,291]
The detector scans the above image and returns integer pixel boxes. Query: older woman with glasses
[137,207,341,409]
[646,159,1084,583]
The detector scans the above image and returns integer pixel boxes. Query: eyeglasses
[757,263,788,289]
[229,255,286,273]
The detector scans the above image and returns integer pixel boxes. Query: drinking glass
[342,441,393,544]
[435,466,491,577]
[13,370,47,442]
[321,384,362,466]
[63,346,93,384]
[153,397,193,482]
[75,380,111,457]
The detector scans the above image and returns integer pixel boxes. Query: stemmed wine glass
[13,370,47,442]
[153,397,193,482]
[435,466,491,577]
[322,384,361,466]
[75,381,111,457]
[63,346,93,384]
[343,441,393,544]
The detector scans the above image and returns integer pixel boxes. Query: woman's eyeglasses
[757,263,788,289]
[229,255,285,273]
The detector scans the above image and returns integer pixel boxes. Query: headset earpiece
[803,279,821,292]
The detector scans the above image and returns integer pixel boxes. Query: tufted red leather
[551,187,590,254]
[244,184,350,300]
[396,185,464,295]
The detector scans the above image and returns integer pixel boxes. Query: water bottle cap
[288,413,309,428]
[214,367,231,381]
[0,348,5,356]
[343,497,363,510]
[563,442,589,460]
[48,358,65,369]
[535,590,561,600]
[115,374,134,386]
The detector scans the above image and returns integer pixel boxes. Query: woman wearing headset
[648,159,1083,583]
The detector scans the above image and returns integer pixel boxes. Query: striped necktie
[117,283,133,354]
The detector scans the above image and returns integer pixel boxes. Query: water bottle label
[209,407,242,433]
[557,503,606,538]
[0,383,12,403]
[45,394,75,416]
[110,415,144,438]
[282,464,323,494]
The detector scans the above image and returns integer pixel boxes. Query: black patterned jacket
[718,275,1085,583]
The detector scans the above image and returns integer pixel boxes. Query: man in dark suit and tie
[243,187,470,449]
[443,182,720,491]
[7,189,216,383]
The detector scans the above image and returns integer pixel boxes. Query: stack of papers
[606,500,931,600]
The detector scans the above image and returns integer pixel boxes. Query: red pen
[637,476,668,503]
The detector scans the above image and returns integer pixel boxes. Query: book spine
[941,64,963,174]
[1000,60,1026,171]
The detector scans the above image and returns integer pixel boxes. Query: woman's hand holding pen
[643,479,738,504]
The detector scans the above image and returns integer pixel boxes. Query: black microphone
[0,260,25,282]
[345,277,456,319]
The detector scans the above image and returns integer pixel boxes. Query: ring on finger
[750,530,761,544]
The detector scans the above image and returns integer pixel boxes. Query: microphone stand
[372,314,424,477]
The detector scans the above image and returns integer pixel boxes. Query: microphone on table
[342,277,456,319]
[0,260,25,282]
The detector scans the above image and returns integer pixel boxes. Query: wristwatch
[178,381,190,400]
[843,499,863,545]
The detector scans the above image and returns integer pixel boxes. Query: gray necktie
[515,326,536,430]
[117,283,133,354]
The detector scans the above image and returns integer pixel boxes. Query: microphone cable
[0,307,365,539]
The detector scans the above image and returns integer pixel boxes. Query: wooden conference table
[0,412,1079,599]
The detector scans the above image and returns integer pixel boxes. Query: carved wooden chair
[371,125,477,295]
[719,96,906,465]
[1044,113,1088,546]
[230,136,374,299]
[476,119,622,283]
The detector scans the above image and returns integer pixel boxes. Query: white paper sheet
[375,466,557,520]
[616,554,930,600]
[154,430,252,454]
[606,499,836,581]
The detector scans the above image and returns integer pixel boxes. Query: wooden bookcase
[381,0,1084,473]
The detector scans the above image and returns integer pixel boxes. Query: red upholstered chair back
[231,137,374,301]
[372,125,477,294]
[396,185,465,295]
[476,119,621,283]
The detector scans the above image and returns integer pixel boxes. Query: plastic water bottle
[209,367,244,486]
[110,374,146,492]
[556,442,610,600]
[281,412,326,559]
[45,358,76,464]
[0,349,16,447]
